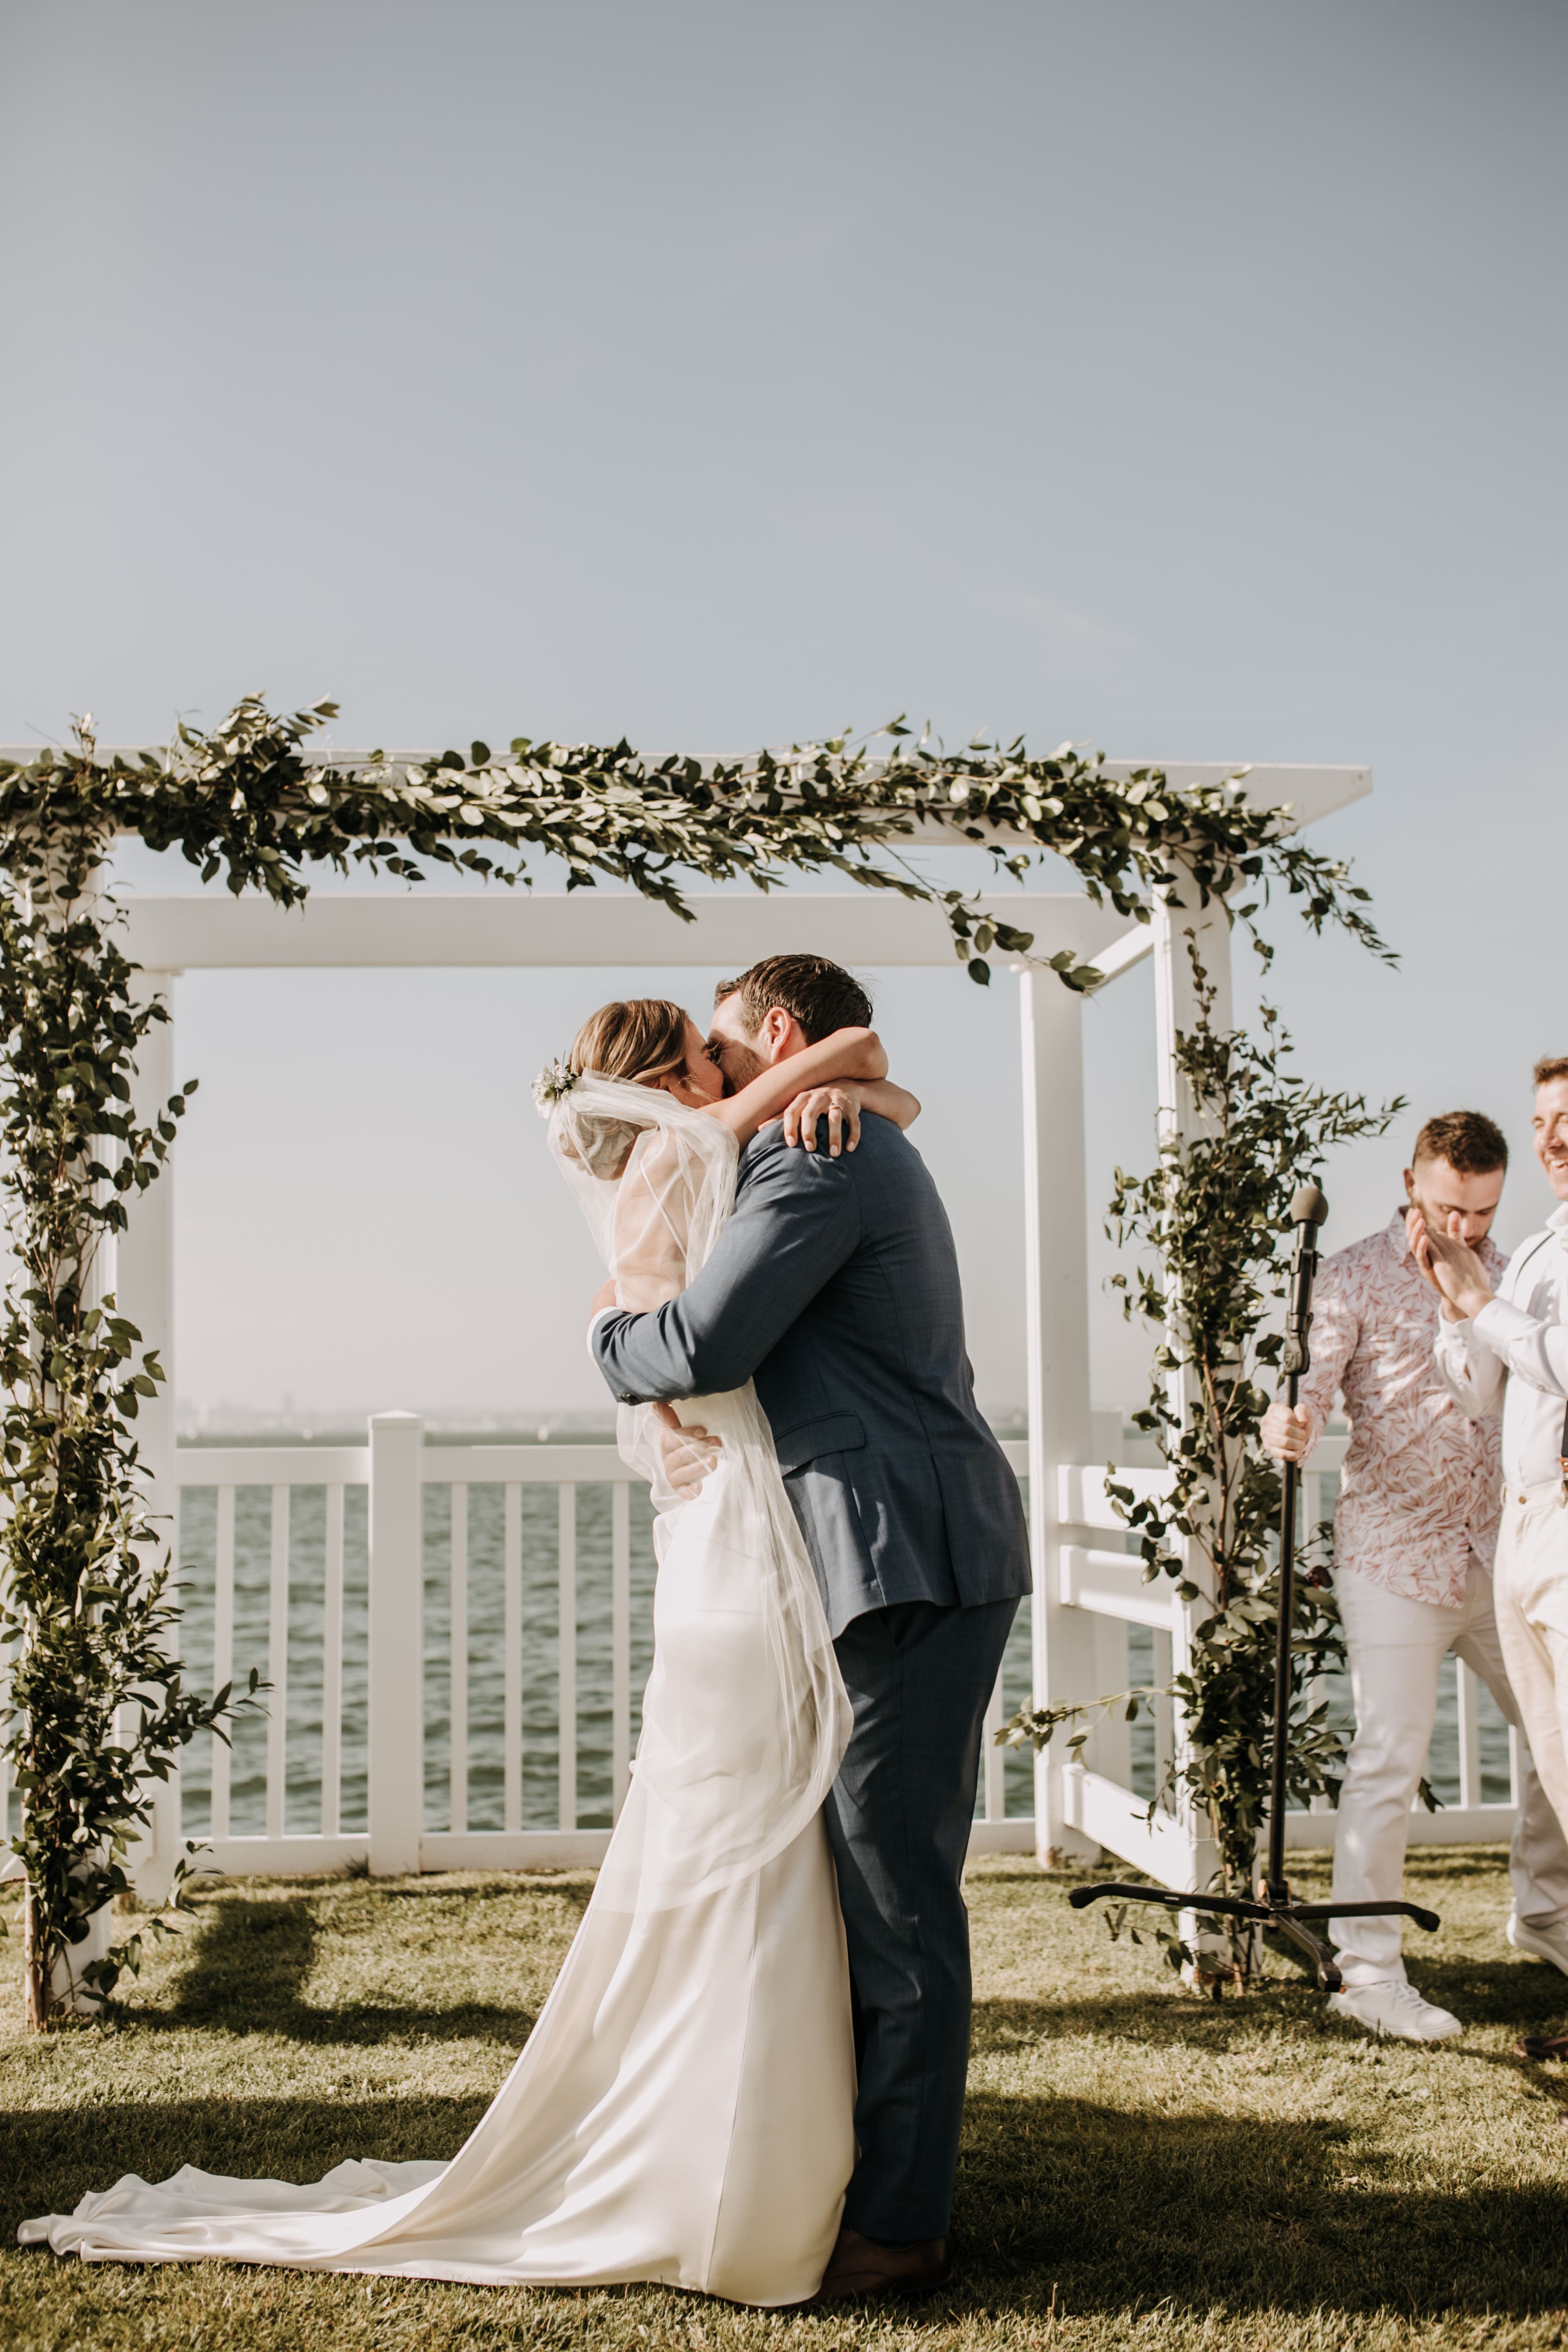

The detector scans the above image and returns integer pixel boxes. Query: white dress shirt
[1434,1203,1568,1492]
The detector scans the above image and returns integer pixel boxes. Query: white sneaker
[1327,1981,1462,2042]
[1507,1911,1568,1976]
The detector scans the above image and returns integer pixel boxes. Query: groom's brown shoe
[809,2226,953,2302]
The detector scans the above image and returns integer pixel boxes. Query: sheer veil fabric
[21,1076,858,2307]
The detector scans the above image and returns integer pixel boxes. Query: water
[174,1475,1042,1836]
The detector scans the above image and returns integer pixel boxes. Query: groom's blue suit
[591,1111,1031,2244]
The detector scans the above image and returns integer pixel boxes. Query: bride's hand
[779,1082,863,1157]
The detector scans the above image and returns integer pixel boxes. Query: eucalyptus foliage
[0,694,1387,2026]
[0,756,262,2026]
[0,695,1388,985]
[1003,949,1401,1981]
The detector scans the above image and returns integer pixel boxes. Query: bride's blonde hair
[560,999,691,1181]
[569,998,688,1087]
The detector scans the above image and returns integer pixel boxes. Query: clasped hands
[1405,1204,1494,1323]
[772,1080,867,1158]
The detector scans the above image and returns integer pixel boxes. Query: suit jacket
[590,1112,1031,1635]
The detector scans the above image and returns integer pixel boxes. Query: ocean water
[174,1473,1042,1837]
[117,1463,1517,1846]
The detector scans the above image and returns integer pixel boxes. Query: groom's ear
[761,1007,805,1063]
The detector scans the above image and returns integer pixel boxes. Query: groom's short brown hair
[715,955,873,1045]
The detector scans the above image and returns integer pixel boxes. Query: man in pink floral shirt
[1264,1110,1568,2042]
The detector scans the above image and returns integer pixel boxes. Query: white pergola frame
[8,756,1383,1895]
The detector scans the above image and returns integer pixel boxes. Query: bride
[22,999,922,2308]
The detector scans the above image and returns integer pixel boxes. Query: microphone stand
[1069,1182,1439,1992]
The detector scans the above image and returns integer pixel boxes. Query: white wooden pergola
[7,754,1410,1902]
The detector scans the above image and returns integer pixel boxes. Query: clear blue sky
[3,2,1563,1422]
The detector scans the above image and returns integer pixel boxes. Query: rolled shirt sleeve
[1433,1312,1510,1419]
[1470,1295,1568,1403]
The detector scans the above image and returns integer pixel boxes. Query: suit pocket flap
[774,1413,867,1472]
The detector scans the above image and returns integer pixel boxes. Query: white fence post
[1018,965,1099,1865]
[368,1412,424,1875]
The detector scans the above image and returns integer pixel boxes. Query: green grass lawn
[6,1847,1568,2350]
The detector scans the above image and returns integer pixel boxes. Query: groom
[589,952,1030,2301]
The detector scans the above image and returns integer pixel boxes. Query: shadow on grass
[3,2093,487,2251]
[954,2089,1568,2319]
[971,1955,1568,2058]
[12,2087,1568,2324]
[139,1885,588,2047]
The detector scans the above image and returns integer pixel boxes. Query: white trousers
[1330,1560,1568,1987]
[1494,1483,1568,1846]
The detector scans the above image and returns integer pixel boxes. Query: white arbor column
[368,1412,425,1875]
[117,971,182,1906]
[1019,967,1098,1865]
[1151,875,1232,1897]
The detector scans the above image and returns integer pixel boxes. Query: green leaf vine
[0,696,1387,2025]
[1003,945,1402,1981]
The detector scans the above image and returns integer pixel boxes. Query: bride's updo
[559,998,689,1180]
[569,997,687,1086]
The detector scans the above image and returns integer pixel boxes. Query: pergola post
[1152,874,1231,1898]
[1019,967,1099,1865]
[115,969,183,1907]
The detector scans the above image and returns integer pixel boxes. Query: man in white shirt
[1418,1061,1568,1948]
[1264,1108,1568,2043]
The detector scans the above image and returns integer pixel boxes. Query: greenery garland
[0,696,1387,2026]
[0,766,264,2025]
[0,695,1387,981]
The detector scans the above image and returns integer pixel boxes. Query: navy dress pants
[824,1595,1019,2243]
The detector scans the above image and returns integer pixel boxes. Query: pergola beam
[119,890,1129,972]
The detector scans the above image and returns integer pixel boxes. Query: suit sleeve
[590,1132,862,1402]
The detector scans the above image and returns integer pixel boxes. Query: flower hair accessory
[532,1057,579,1115]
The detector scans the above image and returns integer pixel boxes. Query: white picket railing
[2,1422,1516,1890]
[160,1417,1036,1882]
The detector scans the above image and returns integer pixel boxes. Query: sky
[2,0,1564,1426]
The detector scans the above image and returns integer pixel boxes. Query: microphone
[1282,1182,1328,1380]
[1288,1183,1329,1230]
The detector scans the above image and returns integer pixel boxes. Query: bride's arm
[702,1025,889,1148]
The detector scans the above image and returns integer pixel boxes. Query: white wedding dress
[22,1079,857,2307]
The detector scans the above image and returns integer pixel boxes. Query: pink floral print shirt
[1296,1211,1505,1606]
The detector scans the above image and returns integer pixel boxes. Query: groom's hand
[652,1400,722,1498]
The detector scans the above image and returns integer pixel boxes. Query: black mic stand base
[1068,1881,1439,1994]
